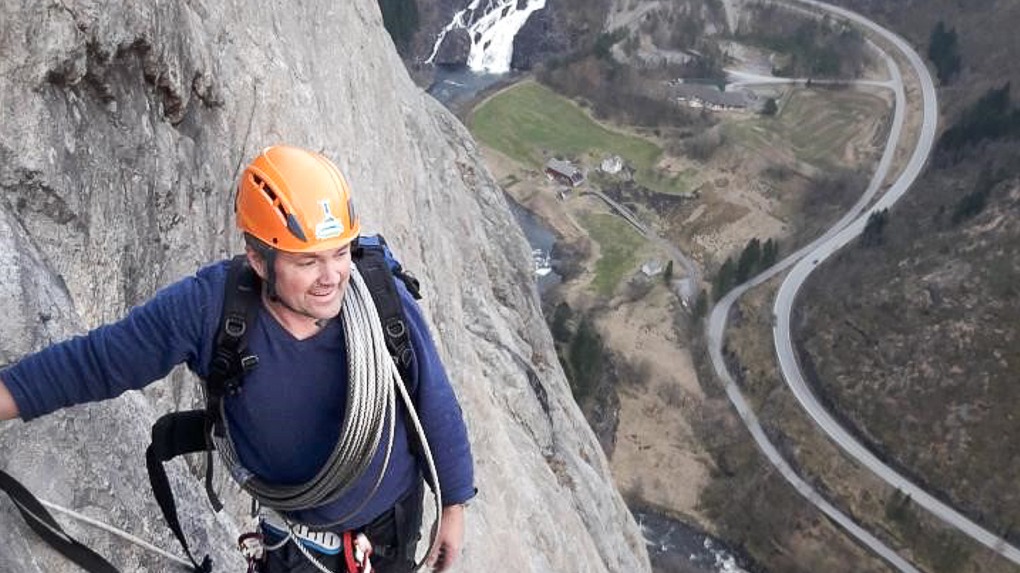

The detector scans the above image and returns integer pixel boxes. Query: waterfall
[426,0,547,74]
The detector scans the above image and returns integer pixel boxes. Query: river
[636,510,754,573]
[426,65,509,114]
[505,195,561,294]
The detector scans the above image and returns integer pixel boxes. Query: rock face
[512,0,609,70]
[431,28,473,67]
[411,0,473,63]
[0,1,650,572]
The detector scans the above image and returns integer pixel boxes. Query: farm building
[672,84,750,111]
[545,158,585,187]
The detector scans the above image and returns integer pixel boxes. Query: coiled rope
[216,263,443,567]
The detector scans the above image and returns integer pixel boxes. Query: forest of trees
[549,303,608,402]
[951,166,1005,225]
[713,238,780,301]
[736,5,869,78]
[859,208,888,247]
[937,83,1020,159]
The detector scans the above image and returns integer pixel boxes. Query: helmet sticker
[315,199,345,240]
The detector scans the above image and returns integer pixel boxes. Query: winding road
[708,0,1020,570]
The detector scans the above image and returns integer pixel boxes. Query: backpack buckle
[240,354,259,372]
[385,319,407,339]
[224,315,247,338]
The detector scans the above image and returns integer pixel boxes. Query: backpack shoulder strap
[206,255,261,435]
[200,255,261,509]
[353,236,418,378]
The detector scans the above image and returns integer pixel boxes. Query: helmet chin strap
[260,249,309,321]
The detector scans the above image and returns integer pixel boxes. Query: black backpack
[0,234,422,573]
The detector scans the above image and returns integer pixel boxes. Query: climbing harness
[249,510,376,573]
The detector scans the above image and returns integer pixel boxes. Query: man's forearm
[0,377,20,420]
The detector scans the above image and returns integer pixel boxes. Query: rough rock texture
[512,0,611,70]
[0,1,650,572]
[408,0,471,64]
[431,28,472,67]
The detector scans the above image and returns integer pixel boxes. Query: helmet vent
[251,173,290,223]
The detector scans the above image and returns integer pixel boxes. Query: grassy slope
[470,80,695,195]
[722,87,888,172]
[581,212,648,296]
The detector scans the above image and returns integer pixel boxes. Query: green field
[723,87,888,169]
[470,81,691,195]
[579,212,647,296]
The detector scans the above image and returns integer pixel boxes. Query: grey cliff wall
[0,1,650,572]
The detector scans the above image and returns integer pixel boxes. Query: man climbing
[0,145,475,572]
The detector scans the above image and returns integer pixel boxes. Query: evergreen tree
[550,302,573,343]
[761,238,779,268]
[713,258,736,301]
[735,238,762,283]
[762,97,778,116]
[951,167,1002,224]
[663,260,674,283]
[928,21,961,85]
[568,318,603,399]
[692,294,708,319]
[860,209,889,247]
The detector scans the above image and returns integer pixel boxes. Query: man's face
[267,245,352,321]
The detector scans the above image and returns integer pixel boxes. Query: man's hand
[427,504,465,571]
[0,377,19,421]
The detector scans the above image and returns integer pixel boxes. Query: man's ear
[245,245,269,280]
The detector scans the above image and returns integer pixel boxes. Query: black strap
[202,256,260,514]
[145,411,214,572]
[206,255,261,437]
[353,237,434,488]
[354,239,416,376]
[0,469,120,572]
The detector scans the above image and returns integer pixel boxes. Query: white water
[426,0,547,73]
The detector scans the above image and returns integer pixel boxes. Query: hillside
[793,0,1020,569]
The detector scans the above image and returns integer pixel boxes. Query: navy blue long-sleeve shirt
[3,259,475,529]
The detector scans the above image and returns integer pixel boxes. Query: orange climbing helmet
[236,145,360,253]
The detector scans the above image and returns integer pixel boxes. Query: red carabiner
[342,531,374,573]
